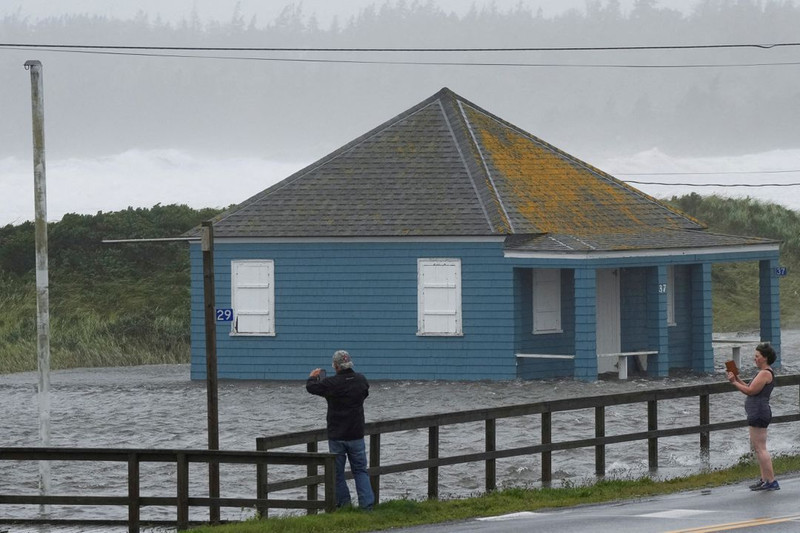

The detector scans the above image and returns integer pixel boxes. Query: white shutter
[533,268,562,334]
[232,260,275,335]
[418,259,462,336]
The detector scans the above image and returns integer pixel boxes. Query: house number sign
[775,266,788,277]
[215,308,234,321]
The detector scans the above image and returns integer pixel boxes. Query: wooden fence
[257,375,800,510]
[0,448,335,532]
[3,376,799,531]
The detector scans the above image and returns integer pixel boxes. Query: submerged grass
[188,454,800,533]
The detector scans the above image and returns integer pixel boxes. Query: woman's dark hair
[756,342,777,365]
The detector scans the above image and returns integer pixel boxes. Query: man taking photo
[307,350,375,511]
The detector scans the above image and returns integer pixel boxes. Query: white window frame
[533,268,562,334]
[666,265,676,326]
[417,258,463,336]
[231,259,275,336]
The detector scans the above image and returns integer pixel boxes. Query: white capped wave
[2,147,798,226]
[0,149,305,226]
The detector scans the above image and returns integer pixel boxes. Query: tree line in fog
[2,0,799,161]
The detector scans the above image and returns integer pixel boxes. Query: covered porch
[509,255,781,381]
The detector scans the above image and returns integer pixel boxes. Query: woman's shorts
[748,416,771,428]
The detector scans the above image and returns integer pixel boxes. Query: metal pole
[201,221,220,523]
[24,58,51,514]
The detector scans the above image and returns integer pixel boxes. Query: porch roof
[504,228,778,253]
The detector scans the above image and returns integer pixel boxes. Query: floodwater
[1,330,799,529]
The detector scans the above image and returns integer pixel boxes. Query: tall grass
[0,205,216,374]
[0,273,189,374]
[669,194,800,330]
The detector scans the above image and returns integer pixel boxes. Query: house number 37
[658,284,668,294]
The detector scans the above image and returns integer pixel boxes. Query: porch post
[759,259,781,366]
[690,263,713,373]
[573,267,597,381]
[647,265,669,377]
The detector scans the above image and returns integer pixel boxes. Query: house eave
[504,243,780,261]
[208,235,507,245]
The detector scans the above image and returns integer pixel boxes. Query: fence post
[648,399,658,472]
[428,426,439,500]
[324,455,336,514]
[307,441,318,515]
[369,433,381,504]
[700,394,710,462]
[485,419,496,492]
[255,438,268,518]
[127,452,140,533]
[176,452,189,530]
[595,406,606,477]
[541,411,552,486]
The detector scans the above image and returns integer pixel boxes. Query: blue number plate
[216,308,234,322]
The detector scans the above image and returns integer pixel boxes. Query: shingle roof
[206,87,776,252]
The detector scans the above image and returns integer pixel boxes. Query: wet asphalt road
[383,474,800,533]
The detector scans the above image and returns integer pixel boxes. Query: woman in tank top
[726,342,779,491]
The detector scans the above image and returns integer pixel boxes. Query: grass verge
[188,454,800,533]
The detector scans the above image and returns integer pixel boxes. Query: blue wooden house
[189,88,781,381]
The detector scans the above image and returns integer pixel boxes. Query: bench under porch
[516,351,658,380]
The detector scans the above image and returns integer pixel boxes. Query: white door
[596,268,621,374]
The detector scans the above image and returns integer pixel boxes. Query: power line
[2,42,800,52]
[3,41,800,67]
[616,169,800,175]
[3,46,799,68]
[617,168,800,186]
[623,181,800,187]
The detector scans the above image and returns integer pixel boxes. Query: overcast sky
[4,0,703,26]
[3,0,799,225]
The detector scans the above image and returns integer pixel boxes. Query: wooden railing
[3,376,799,530]
[257,375,800,509]
[0,448,336,532]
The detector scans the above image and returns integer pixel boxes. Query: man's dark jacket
[306,368,369,441]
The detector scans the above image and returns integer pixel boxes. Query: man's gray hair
[332,350,354,370]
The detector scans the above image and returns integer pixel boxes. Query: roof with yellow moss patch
[208,88,774,252]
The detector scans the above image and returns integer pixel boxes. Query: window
[666,265,676,326]
[231,260,275,336]
[418,258,462,336]
[533,269,562,334]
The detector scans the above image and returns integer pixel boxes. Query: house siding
[760,258,782,366]
[190,239,780,381]
[667,264,695,370]
[190,240,515,380]
[514,268,576,379]
[620,268,648,351]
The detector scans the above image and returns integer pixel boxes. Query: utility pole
[24,59,51,513]
[202,221,220,523]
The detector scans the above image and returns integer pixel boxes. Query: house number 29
[658,284,668,294]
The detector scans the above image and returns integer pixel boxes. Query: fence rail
[0,448,336,532]
[257,375,800,506]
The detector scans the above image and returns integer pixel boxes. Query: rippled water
[2,330,799,527]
